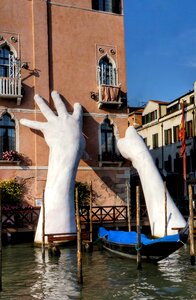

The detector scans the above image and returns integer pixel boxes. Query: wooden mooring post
[76,187,83,284]
[136,185,142,270]
[188,184,195,265]
[127,180,131,232]
[89,181,93,243]
[42,190,45,260]
[164,181,167,236]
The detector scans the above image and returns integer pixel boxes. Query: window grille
[98,56,117,86]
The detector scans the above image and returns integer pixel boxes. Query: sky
[124,0,196,107]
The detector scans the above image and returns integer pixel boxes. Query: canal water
[0,242,195,300]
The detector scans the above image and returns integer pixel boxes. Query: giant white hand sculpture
[117,126,186,237]
[20,91,85,244]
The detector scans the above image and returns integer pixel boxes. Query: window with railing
[92,0,121,14]
[0,44,22,104]
[99,55,117,86]
[97,55,121,107]
[0,113,16,158]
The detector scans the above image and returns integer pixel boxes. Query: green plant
[0,178,23,206]
[74,181,90,207]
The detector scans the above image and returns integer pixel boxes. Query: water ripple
[0,242,195,300]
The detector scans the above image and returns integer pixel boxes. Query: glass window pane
[105,0,112,12]
[0,113,15,126]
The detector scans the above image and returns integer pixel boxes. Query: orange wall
[0,0,129,206]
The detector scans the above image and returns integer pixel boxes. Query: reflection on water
[0,242,195,300]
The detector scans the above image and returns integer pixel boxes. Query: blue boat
[98,226,189,262]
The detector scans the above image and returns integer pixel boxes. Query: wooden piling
[127,180,131,232]
[188,184,195,265]
[76,187,83,284]
[42,189,45,260]
[89,181,93,243]
[0,189,2,291]
[136,185,142,270]
[164,181,167,236]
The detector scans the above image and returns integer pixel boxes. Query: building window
[98,55,117,86]
[167,103,179,114]
[0,44,20,78]
[186,120,193,138]
[143,110,157,125]
[100,117,116,160]
[164,128,172,145]
[190,95,194,105]
[92,0,121,14]
[152,133,158,149]
[98,55,120,103]
[173,125,180,142]
[165,155,172,172]
[0,45,10,77]
[174,153,182,174]
[0,113,16,157]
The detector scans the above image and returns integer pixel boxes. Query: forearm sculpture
[20,91,85,244]
[117,126,186,237]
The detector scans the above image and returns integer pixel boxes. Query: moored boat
[98,225,189,263]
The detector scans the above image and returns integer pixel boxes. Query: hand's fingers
[51,91,68,117]
[20,119,45,131]
[72,103,83,124]
[34,94,56,121]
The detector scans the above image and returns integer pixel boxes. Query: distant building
[128,107,144,128]
[131,84,196,205]
[0,0,129,207]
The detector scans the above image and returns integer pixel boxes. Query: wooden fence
[2,205,149,229]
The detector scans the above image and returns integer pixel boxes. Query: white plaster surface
[20,91,85,244]
[117,126,186,237]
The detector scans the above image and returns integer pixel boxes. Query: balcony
[0,77,23,105]
[98,152,124,167]
[98,84,123,109]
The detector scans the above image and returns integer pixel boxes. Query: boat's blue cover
[98,227,180,245]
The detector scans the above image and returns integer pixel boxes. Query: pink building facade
[0,0,130,207]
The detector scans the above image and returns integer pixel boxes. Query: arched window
[168,155,172,172]
[99,55,117,86]
[164,155,172,172]
[0,45,10,77]
[174,153,182,174]
[101,117,116,160]
[0,113,16,156]
[0,44,19,78]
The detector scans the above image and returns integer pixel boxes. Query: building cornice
[0,107,128,119]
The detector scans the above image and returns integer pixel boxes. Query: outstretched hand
[117,126,148,165]
[20,91,85,159]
